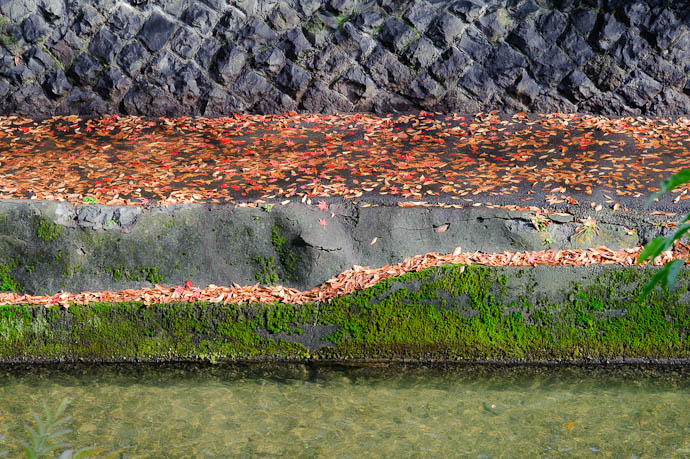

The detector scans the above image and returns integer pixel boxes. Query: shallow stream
[0,363,689,457]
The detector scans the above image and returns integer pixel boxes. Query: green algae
[35,216,62,243]
[0,265,688,362]
[0,259,22,293]
[105,265,165,284]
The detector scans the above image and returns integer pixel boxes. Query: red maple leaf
[319,218,328,226]
[317,200,328,210]
[185,280,193,288]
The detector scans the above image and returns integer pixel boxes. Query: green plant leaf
[639,260,684,299]
[637,236,669,264]
[645,170,690,207]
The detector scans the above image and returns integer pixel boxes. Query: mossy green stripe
[0,265,689,362]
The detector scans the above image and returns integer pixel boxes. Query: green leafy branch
[637,170,690,299]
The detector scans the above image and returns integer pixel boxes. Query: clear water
[0,363,689,458]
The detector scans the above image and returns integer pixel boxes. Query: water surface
[1,363,689,457]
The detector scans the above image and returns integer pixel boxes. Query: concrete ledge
[1,264,689,363]
[0,199,677,295]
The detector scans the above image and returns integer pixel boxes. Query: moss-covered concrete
[0,199,682,297]
[1,264,689,363]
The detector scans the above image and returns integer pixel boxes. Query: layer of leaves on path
[2,112,690,209]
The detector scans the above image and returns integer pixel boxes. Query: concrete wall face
[0,0,689,118]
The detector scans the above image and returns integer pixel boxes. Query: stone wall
[1,0,689,117]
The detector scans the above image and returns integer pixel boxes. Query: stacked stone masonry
[1,0,690,117]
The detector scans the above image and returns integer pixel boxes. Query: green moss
[0,259,22,293]
[254,256,279,285]
[0,265,689,362]
[36,216,62,243]
[271,223,299,282]
[105,265,165,283]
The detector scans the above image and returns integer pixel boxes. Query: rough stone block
[332,65,376,103]
[309,46,351,84]
[212,43,247,85]
[485,42,527,88]
[648,8,683,51]
[231,69,274,107]
[300,80,354,113]
[584,54,626,92]
[596,13,625,51]
[506,20,547,60]
[88,28,121,63]
[137,11,177,53]
[67,52,102,85]
[535,10,568,42]
[334,23,376,61]
[406,72,444,103]
[254,47,286,76]
[618,70,663,108]
[43,68,72,97]
[353,8,385,34]
[426,12,466,48]
[239,18,278,54]
[95,67,131,102]
[194,37,221,70]
[570,8,597,38]
[638,55,685,88]
[512,69,541,105]
[429,46,469,82]
[456,25,490,61]
[449,0,485,23]
[267,2,300,33]
[21,13,50,43]
[108,3,145,39]
[458,63,496,100]
[402,37,440,68]
[622,2,650,29]
[532,45,573,88]
[377,17,417,54]
[559,26,593,67]
[475,6,513,43]
[170,26,201,59]
[363,45,412,91]
[403,0,437,33]
[558,69,598,102]
[277,27,312,60]
[116,41,150,77]
[182,3,218,35]
[275,60,311,98]
[72,5,104,38]
[38,0,66,22]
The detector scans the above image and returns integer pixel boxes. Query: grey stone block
[88,28,121,62]
[275,60,311,98]
[402,37,440,68]
[67,52,102,85]
[378,17,417,54]
[427,12,466,48]
[429,46,469,82]
[43,68,72,97]
[137,11,177,52]
[596,13,626,51]
[116,41,150,77]
[212,43,247,85]
[300,80,354,113]
[277,27,312,60]
[21,13,50,43]
[170,26,201,59]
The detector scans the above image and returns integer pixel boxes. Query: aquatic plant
[0,398,120,458]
